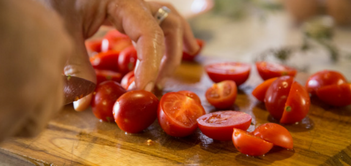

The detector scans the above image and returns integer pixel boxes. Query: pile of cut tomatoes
[85,30,351,157]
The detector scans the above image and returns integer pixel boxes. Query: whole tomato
[90,50,120,72]
[305,70,347,95]
[91,81,126,122]
[95,69,122,85]
[118,45,137,74]
[102,30,132,52]
[113,90,159,133]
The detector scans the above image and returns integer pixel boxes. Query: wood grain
[1,58,351,166]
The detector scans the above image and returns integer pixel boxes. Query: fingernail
[73,94,92,111]
[144,82,155,92]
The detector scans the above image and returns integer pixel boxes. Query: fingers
[106,0,164,91]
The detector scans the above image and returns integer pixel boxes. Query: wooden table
[1,56,351,166]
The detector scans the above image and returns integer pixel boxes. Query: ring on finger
[154,6,171,24]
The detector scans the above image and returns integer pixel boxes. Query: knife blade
[63,75,96,105]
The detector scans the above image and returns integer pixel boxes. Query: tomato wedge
[158,92,206,137]
[252,123,293,149]
[90,50,120,72]
[305,70,347,95]
[95,69,122,85]
[182,39,204,61]
[232,128,274,156]
[252,77,278,102]
[197,111,252,141]
[316,83,351,107]
[178,90,202,104]
[205,62,251,86]
[256,61,297,80]
[205,80,237,109]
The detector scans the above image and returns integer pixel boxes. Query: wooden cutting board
[1,57,350,166]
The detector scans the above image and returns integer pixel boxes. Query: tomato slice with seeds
[256,61,297,80]
[205,80,237,109]
[178,90,202,104]
[205,62,251,86]
[232,128,274,156]
[252,77,278,102]
[197,111,252,141]
[316,83,351,107]
[252,123,293,149]
[305,70,347,96]
[158,92,206,137]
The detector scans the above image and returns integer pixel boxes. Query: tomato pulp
[205,80,237,109]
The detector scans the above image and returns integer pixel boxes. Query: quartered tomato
[197,111,252,141]
[205,62,251,86]
[158,92,206,137]
[120,71,135,90]
[316,83,351,107]
[256,61,297,80]
[91,81,126,122]
[113,90,159,133]
[90,50,120,72]
[95,69,122,85]
[118,45,137,74]
[252,77,278,102]
[182,39,204,61]
[178,90,202,104]
[102,30,132,52]
[205,80,237,109]
[305,70,347,95]
[265,76,310,124]
[252,123,293,149]
[232,128,274,156]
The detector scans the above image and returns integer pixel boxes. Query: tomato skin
[182,39,204,61]
[102,30,132,52]
[205,80,237,109]
[205,62,251,86]
[113,90,159,133]
[118,46,137,74]
[120,71,135,90]
[281,81,310,124]
[95,69,122,85]
[252,77,278,102]
[232,128,274,156]
[197,111,252,141]
[252,123,293,149]
[256,61,297,80]
[91,81,126,122]
[177,90,202,104]
[305,70,347,95]
[85,39,102,53]
[264,76,294,120]
[90,50,120,72]
[316,83,351,107]
[158,92,206,137]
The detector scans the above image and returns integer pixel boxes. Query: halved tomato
[120,71,135,90]
[205,62,251,86]
[232,128,274,156]
[178,90,202,104]
[158,92,206,137]
[205,80,237,109]
[252,77,278,102]
[118,45,137,74]
[256,61,297,80]
[252,123,293,149]
[90,50,120,72]
[316,83,351,107]
[182,39,204,61]
[305,70,347,95]
[95,69,122,85]
[197,111,252,141]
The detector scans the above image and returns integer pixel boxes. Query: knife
[63,75,96,105]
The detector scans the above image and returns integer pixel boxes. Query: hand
[40,0,199,111]
[0,1,73,141]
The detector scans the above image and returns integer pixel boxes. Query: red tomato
[256,61,297,80]
[305,70,347,95]
[177,90,202,104]
[182,39,204,61]
[316,83,351,107]
[102,30,132,52]
[252,123,293,149]
[252,77,278,102]
[90,50,120,72]
[158,92,206,137]
[205,62,251,86]
[118,45,137,74]
[232,128,274,156]
[91,81,126,122]
[95,69,122,85]
[281,81,310,124]
[264,76,294,120]
[85,39,102,53]
[197,111,252,141]
[120,71,135,90]
[205,80,237,109]
[113,90,159,133]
